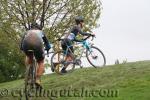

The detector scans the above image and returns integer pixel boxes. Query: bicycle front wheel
[51,51,75,75]
[86,46,106,67]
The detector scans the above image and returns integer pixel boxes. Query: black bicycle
[51,35,106,74]
[24,50,45,100]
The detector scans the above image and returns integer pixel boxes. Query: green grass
[0,61,150,100]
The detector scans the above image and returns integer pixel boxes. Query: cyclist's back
[23,30,43,50]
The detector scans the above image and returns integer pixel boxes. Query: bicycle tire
[25,64,30,100]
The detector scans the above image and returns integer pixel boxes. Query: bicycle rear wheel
[51,51,75,75]
[86,46,106,67]
[24,59,37,100]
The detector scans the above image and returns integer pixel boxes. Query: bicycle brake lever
[91,36,94,41]
[92,34,96,40]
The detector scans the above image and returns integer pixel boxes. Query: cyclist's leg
[36,60,44,85]
[60,39,68,73]
[65,39,74,61]
[61,39,74,73]
[34,47,45,85]
[66,45,74,61]
[22,40,34,67]
[61,38,67,54]
[25,55,33,66]
[62,46,74,70]
[36,60,44,78]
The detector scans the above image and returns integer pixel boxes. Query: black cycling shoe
[51,66,54,72]
[61,68,67,73]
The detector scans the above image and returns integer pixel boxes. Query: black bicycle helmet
[30,22,41,30]
[75,16,84,24]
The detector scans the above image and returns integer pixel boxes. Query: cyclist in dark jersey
[20,23,51,86]
[60,16,95,73]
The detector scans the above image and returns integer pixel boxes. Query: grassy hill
[0,61,150,100]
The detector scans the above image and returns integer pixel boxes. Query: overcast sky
[93,0,150,64]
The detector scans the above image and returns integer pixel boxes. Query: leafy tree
[0,26,25,82]
[0,0,102,39]
[0,0,102,82]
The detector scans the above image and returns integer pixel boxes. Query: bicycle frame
[51,34,106,74]
[77,39,93,53]
[64,39,92,61]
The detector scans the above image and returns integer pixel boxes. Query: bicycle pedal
[75,59,81,65]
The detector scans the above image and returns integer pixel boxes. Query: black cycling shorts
[22,40,44,62]
[61,38,73,56]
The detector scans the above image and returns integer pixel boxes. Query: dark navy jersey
[67,25,90,42]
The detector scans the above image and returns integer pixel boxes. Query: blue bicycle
[51,35,106,74]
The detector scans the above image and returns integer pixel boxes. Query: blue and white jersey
[67,33,75,40]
